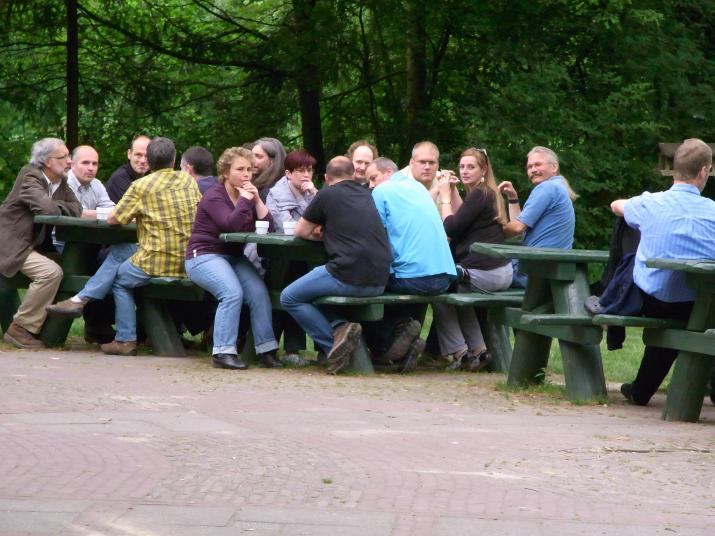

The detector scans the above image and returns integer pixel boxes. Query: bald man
[67,145,114,219]
[280,156,392,374]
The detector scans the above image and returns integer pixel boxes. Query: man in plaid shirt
[101,137,200,355]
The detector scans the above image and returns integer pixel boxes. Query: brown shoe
[326,322,361,375]
[100,340,138,356]
[3,322,45,349]
[46,298,85,318]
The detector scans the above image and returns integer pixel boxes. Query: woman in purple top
[185,147,281,370]
[432,147,513,372]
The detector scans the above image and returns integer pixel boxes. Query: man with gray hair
[498,146,576,287]
[0,137,82,348]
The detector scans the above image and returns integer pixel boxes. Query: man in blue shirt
[610,138,715,406]
[361,158,456,371]
[499,146,577,287]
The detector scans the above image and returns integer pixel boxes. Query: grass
[46,302,652,387]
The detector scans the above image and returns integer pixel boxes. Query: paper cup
[283,221,297,235]
[255,221,269,235]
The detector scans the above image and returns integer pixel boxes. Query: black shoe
[620,382,647,405]
[212,353,248,370]
[464,349,492,373]
[258,351,283,368]
[399,338,425,374]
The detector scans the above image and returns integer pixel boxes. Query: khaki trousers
[14,251,63,333]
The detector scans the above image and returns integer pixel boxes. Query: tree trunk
[65,0,79,149]
[404,0,428,161]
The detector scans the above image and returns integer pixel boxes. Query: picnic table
[0,215,203,356]
[642,258,715,422]
[221,232,523,373]
[471,242,610,401]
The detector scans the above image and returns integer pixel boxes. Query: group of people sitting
[1,133,712,407]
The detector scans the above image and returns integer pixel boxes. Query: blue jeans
[280,265,385,353]
[186,253,277,356]
[78,243,138,301]
[510,260,527,289]
[112,260,153,342]
[387,273,453,295]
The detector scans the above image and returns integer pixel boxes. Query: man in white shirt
[67,145,115,218]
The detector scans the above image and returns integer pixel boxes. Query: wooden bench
[313,290,524,373]
[1,272,204,357]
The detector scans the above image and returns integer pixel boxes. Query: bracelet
[508,199,519,204]
[440,200,451,205]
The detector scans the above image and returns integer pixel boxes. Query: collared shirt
[518,175,574,249]
[43,173,60,196]
[112,168,200,277]
[372,171,456,278]
[624,182,715,302]
[67,171,115,210]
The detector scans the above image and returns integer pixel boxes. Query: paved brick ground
[0,347,713,535]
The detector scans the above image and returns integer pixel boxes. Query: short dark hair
[284,149,316,172]
[147,137,176,170]
[326,156,354,180]
[181,146,214,176]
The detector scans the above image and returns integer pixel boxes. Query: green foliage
[1,0,714,249]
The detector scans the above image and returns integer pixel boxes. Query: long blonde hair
[460,147,507,225]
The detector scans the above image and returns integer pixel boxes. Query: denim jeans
[112,260,152,342]
[186,253,277,356]
[386,273,453,295]
[78,243,138,301]
[280,265,385,353]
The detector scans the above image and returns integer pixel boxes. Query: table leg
[0,289,21,333]
[663,293,715,422]
[345,337,375,374]
[138,297,186,357]
[508,276,553,387]
[483,308,512,373]
[551,264,606,400]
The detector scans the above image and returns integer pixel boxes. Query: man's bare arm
[502,219,527,238]
[295,217,323,241]
[610,199,627,217]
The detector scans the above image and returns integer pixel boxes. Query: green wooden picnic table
[471,242,610,401]
[644,257,715,422]
[0,216,201,356]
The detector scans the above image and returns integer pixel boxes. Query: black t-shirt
[106,163,143,204]
[303,180,392,286]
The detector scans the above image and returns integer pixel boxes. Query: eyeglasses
[49,153,70,160]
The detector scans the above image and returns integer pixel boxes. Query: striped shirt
[624,183,715,302]
[112,168,200,277]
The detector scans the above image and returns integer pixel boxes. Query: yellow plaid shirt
[112,169,200,277]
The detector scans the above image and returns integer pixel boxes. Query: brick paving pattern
[0,347,712,535]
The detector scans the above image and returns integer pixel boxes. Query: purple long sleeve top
[186,182,273,259]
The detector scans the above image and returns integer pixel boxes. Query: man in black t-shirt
[280,156,392,374]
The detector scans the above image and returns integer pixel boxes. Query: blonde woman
[185,147,280,370]
[432,147,513,371]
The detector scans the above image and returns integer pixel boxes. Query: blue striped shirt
[624,183,715,302]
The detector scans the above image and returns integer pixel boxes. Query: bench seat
[591,314,685,329]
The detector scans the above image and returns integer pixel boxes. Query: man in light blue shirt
[611,138,715,405]
[499,146,576,287]
[361,158,456,372]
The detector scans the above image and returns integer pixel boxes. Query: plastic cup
[283,221,297,236]
[255,221,269,235]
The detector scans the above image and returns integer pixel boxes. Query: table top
[471,242,609,263]
[34,215,136,231]
[646,258,715,275]
[220,232,318,247]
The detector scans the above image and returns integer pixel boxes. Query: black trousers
[631,291,693,405]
